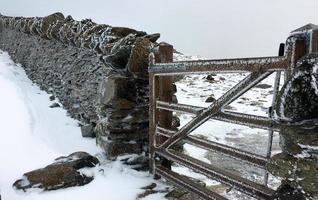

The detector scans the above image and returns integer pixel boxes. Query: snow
[0,50,165,200]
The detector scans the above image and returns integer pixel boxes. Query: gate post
[149,42,174,174]
[286,38,306,80]
[156,42,174,170]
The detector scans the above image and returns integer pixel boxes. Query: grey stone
[49,103,60,108]
[255,83,272,89]
[205,96,216,103]
[49,95,55,101]
[13,152,99,192]
[81,124,96,138]
[97,137,142,158]
[267,153,318,198]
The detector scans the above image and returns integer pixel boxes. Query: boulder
[13,152,99,192]
[275,56,318,122]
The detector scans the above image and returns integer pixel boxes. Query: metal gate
[148,25,318,199]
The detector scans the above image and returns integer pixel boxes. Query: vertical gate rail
[148,27,318,199]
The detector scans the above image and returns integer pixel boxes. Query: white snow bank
[0,51,164,200]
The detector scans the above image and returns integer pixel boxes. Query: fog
[1,0,317,58]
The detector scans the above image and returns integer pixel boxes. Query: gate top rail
[149,55,289,74]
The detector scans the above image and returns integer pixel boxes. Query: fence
[148,25,318,199]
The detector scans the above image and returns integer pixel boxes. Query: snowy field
[0,50,166,200]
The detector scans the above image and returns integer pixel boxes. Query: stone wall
[0,12,160,158]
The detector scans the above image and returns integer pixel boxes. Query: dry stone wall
[0,12,160,158]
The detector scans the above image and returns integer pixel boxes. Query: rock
[127,37,152,77]
[165,189,188,200]
[144,33,160,43]
[122,154,149,171]
[267,152,318,197]
[279,126,318,157]
[172,116,181,129]
[205,96,216,103]
[97,137,142,158]
[13,152,99,192]
[49,102,60,108]
[255,83,272,89]
[272,182,309,200]
[98,75,136,108]
[49,95,55,101]
[81,124,96,138]
[137,189,159,199]
[206,74,215,82]
[141,183,157,190]
[165,177,206,200]
[275,56,318,122]
[136,183,169,200]
[39,13,65,38]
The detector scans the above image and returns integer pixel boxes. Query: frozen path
[0,51,164,200]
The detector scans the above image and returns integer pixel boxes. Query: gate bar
[156,166,227,200]
[156,100,279,131]
[156,149,274,199]
[156,126,267,168]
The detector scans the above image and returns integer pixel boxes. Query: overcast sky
[1,0,317,58]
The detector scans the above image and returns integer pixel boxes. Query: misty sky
[1,0,318,58]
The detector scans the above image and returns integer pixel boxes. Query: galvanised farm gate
[148,25,318,199]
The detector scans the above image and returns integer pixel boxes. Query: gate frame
[148,26,318,199]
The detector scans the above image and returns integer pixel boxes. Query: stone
[272,182,308,200]
[144,33,160,43]
[165,177,206,200]
[122,154,149,171]
[206,74,215,82]
[267,152,318,197]
[49,95,55,101]
[205,96,216,103]
[98,75,136,107]
[255,83,272,89]
[275,56,318,122]
[39,12,65,38]
[49,102,60,108]
[279,126,318,157]
[13,152,99,192]
[81,124,96,138]
[97,137,142,158]
[127,37,152,77]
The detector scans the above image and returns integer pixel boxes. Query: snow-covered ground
[0,50,166,200]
